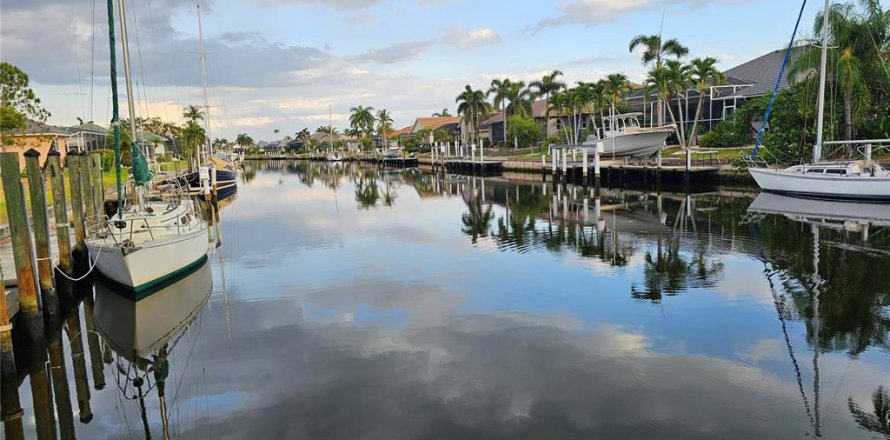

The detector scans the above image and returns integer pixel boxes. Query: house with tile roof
[625,47,806,136]
[410,116,464,143]
[1,119,71,170]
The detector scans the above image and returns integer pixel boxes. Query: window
[722,104,736,120]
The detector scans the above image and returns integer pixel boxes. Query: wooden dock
[441,159,504,174]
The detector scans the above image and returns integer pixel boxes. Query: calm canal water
[6,160,890,439]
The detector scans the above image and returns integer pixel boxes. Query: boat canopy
[603,112,643,121]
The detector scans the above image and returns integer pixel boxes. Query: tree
[433,128,453,143]
[182,105,203,124]
[665,59,690,147]
[506,115,543,148]
[432,108,451,117]
[645,66,682,143]
[789,1,886,141]
[235,133,254,149]
[273,128,280,140]
[297,128,311,151]
[181,122,205,166]
[456,85,491,146]
[0,62,50,151]
[349,105,376,150]
[487,78,512,144]
[629,34,688,125]
[686,57,725,146]
[377,108,393,148]
[530,70,566,138]
[212,137,229,151]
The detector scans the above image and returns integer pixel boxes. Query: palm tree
[182,105,203,124]
[349,105,376,150]
[273,128,280,141]
[530,70,566,138]
[432,108,451,117]
[789,2,884,141]
[461,188,494,243]
[376,109,393,148]
[665,59,690,146]
[686,57,725,146]
[297,128,311,151]
[629,34,688,125]
[455,85,491,146]
[235,133,254,150]
[645,66,682,143]
[487,78,512,145]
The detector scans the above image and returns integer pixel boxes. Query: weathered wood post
[46,151,72,275]
[0,261,25,440]
[67,153,88,261]
[24,150,57,310]
[90,153,104,219]
[80,152,97,233]
[0,152,58,438]
[0,153,42,323]
[45,311,76,440]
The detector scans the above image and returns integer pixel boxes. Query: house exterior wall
[1,135,69,170]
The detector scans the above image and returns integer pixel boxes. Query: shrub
[506,115,543,148]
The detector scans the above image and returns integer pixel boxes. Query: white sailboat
[582,112,673,158]
[747,0,890,201]
[85,0,209,296]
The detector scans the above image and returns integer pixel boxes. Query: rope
[751,0,808,159]
[53,244,104,282]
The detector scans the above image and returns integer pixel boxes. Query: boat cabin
[601,113,644,138]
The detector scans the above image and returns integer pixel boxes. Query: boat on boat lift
[581,112,673,158]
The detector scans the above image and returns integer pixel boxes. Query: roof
[388,126,412,137]
[722,46,805,98]
[412,116,462,133]
[10,119,72,136]
[479,99,549,127]
[68,122,107,135]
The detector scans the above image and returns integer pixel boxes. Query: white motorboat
[583,113,673,158]
[86,0,209,296]
[327,151,344,161]
[746,0,890,201]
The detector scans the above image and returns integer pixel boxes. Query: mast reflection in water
[5,161,889,439]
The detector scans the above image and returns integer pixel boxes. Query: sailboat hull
[87,228,209,297]
[749,167,890,201]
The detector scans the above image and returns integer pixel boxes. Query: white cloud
[529,0,651,33]
[447,27,501,49]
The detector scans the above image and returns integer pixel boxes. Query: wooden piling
[684,148,692,189]
[89,153,104,220]
[23,150,57,310]
[80,152,97,232]
[67,153,87,256]
[65,308,92,423]
[45,312,76,440]
[0,263,25,440]
[46,151,73,275]
[0,153,42,317]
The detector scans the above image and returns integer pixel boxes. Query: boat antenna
[750,0,808,160]
[813,0,831,163]
[198,4,213,160]
[106,0,123,218]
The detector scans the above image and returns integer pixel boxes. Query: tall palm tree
[455,85,491,146]
[530,70,566,138]
[505,81,536,118]
[182,105,203,124]
[376,109,393,148]
[297,128,312,151]
[349,105,376,150]
[629,34,689,125]
[686,57,725,146]
[645,66,681,143]
[432,108,451,117]
[487,78,512,145]
[665,59,690,147]
[273,128,280,141]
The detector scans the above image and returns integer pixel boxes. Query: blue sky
[3,0,887,140]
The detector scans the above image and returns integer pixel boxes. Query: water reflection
[94,259,212,439]
[6,161,889,439]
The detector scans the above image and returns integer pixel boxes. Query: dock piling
[23,150,57,311]
[67,153,87,259]
[0,259,24,440]
[46,151,72,275]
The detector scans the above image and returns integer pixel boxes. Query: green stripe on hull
[99,255,209,301]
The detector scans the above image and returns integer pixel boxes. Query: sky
[1,0,887,141]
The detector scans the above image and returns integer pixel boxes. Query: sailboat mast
[106,0,123,217]
[197,4,213,159]
[117,0,140,157]
[814,0,831,163]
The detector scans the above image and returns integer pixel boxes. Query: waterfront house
[66,122,108,152]
[0,119,71,170]
[410,116,463,143]
[625,47,805,135]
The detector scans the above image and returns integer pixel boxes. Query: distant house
[410,116,463,143]
[1,119,71,170]
[479,100,566,143]
[130,130,169,160]
[66,122,108,152]
[386,126,412,147]
[625,47,805,133]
